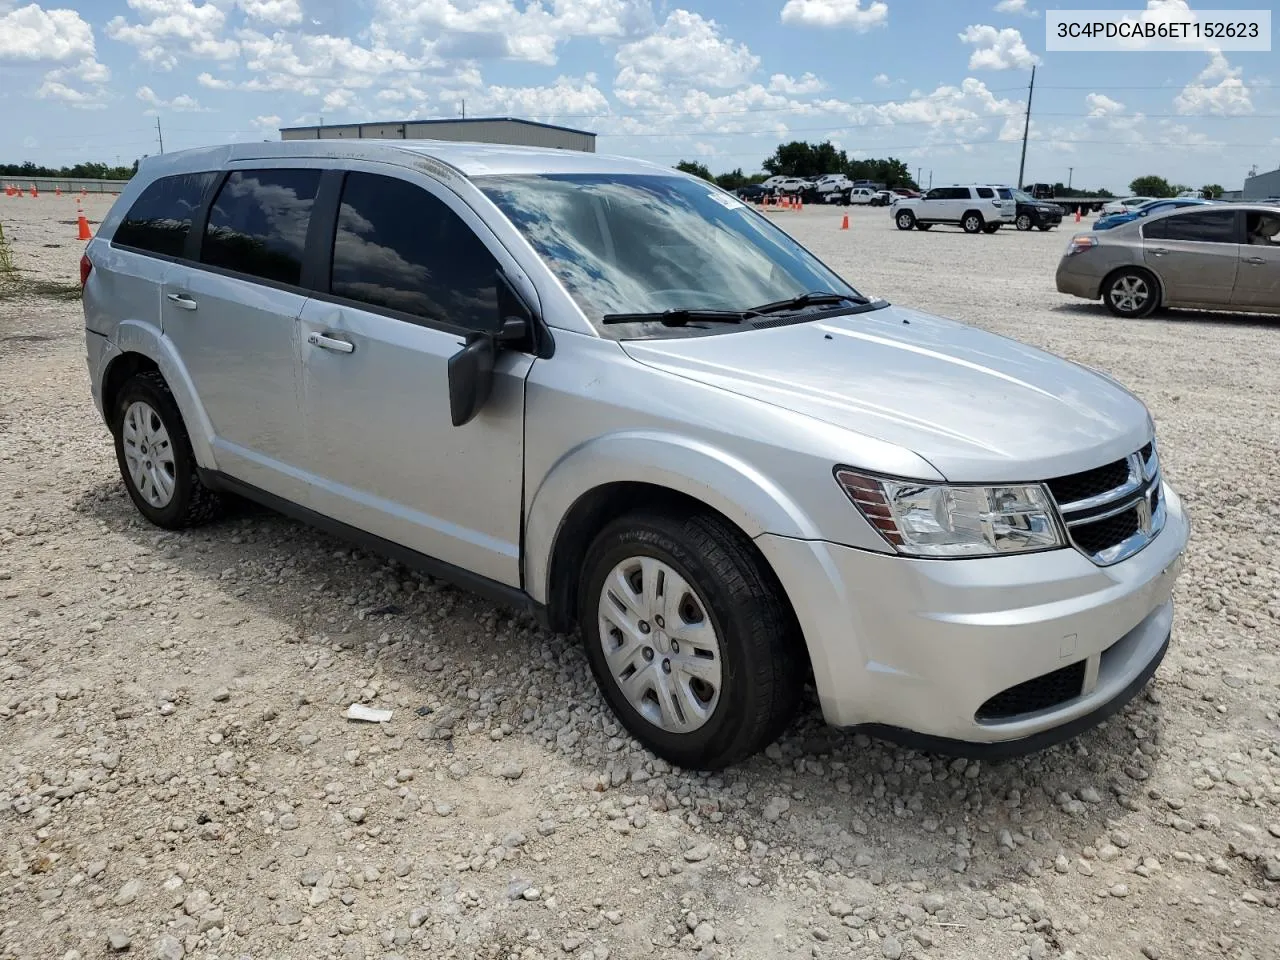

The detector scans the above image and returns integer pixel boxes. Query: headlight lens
[835,469,1064,558]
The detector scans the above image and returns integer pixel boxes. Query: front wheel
[579,510,804,770]
[1104,268,1160,318]
[1016,214,1032,231]
[962,212,985,234]
[895,210,916,230]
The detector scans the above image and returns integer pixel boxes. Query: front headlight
[835,469,1064,558]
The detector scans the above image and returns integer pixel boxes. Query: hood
[620,305,1151,482]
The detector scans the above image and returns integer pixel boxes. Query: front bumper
[756,483,1188,752]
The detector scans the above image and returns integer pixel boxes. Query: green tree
[763,140,848,178]
[675,160,714,182]
[1201,183,1224,198]
[0,160,136,180]
[846,157,916,190]
[714,168,752,191]
[1128,175,1173,198]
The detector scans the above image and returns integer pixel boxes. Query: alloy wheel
[597,556,723,733]
[1109,274,1150,314]
[121,400,177,508]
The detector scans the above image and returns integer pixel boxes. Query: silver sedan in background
[1056,204,1280,318]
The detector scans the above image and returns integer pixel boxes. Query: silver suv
[894,184,1016,233]
[83,141,1188,768]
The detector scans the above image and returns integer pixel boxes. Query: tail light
[80,253,92,286]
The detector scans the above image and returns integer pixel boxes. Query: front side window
[330,172,500,331]
[478,173,860,338]
[202,169,320,285]
[113,172,216,257]
[1246,211,1280,245]
[1143,209,1237,243]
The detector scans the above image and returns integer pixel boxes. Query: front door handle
[166,293,198,311]
[1244,256,1266,265]
[307,331,355,354]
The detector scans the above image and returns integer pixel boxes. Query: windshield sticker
[708,191,744,211]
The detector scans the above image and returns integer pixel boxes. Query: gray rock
[684,844,712,863]
[155,936,184,960]
[921,893,945,915]
[693,922,716,945]
[880,935,903,960]
[346,806,366,823]
[106,929,131,952]
[1110,883,1130,898]
[278,813,300,831]
[1263,860,1280,882]
[496,761,524,780]
[211,687,231,702]
[182,888,211,916]
[522,887,541,901]
[408,907,430,928]
[507,879,532,900]
[1078,786,1102,804]
[113,879,141,907]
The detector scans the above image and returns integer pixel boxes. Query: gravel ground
[2,194,1279,960]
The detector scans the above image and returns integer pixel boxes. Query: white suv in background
[815,175,852,200]
[893,185,1015,234]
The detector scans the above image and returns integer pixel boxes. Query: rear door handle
[166,293,197,311]
[307,331,355,354]
[1244,256,1266,265]
[1149,248,1169,257]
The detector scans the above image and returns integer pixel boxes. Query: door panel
[1232,245,1280,309]
[163,267,309,499]
[297,302,532,584]
[1142,209,1241,306]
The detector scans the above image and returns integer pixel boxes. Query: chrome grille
[1047,443,1164,565]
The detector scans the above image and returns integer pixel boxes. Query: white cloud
[459,75,611,121]
[1085,93,1124,116]
[197,71,234,89]
[369,0,653,67]
[615,10,759,99]
[993,0,1035,16]
[252,114,281,130]
[768,72,825,95]
[0,4,94,61]
[35,77,107,108]
[872,72,890,86]
[780,0,888,30]
[1174,52,1253,115]
[238,0,301,26]
[959,24,1039,70]
[106,0,237,70]
[136,84,207,112]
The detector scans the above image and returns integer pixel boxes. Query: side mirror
[447,334,496,427]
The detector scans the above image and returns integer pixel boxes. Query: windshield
[1012,189,1035,202]
[477,173,861,337]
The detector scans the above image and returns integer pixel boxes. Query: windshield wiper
[746,291,871,315]
[600,308,748,327]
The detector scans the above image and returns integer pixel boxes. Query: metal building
[278,117,596,153]
[1243,166,1280,200]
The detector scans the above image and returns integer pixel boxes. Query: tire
[916,223,931,231]
[962,211,985,234]
[579,509,804,770]
[1103,268,1160,319]
[111,371,223,529]
[1016,214,1033,231]
[895,210,916,230]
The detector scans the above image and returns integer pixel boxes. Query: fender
[523,430,822,606]
[110,320,220,471]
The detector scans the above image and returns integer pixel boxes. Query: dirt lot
[1,194,1278,960]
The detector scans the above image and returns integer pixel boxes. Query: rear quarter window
[112,172,217,258]
[976,187,994,199]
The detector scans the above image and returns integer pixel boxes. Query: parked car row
[735,176,920,207]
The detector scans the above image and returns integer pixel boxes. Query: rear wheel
[895,210,916,230]
[1103,268,1160,319]
[962,211,985,234]
[579,510,804,770]
[1015,213,1033,231]
[112,372,223,529]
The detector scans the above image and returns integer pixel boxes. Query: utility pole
[155,116,164,154]
[461,99,466,119]
[1016,63,1035,190]
[1068,166,1074,190]
[916,166,921,187]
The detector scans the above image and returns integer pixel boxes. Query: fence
[0,177,127,194]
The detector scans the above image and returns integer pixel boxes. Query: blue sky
[0,0,1274,192]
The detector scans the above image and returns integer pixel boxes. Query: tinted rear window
[976,187,994,199]
[113,172,216,257]
[1143,209,1237,243]
[201,169,321,286]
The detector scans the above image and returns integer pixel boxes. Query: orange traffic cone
[840,214,850,230]
[30,185,38,198]
[77,212,92,241]
[1074,208,1081,223]
[56,187,62,197]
